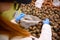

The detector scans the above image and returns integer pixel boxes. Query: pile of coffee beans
[19,0,60,40]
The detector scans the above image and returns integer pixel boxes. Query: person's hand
[43,18,50,24]
[15,13,25,21]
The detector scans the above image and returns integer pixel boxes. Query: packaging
[35,0,44,8]
[53,0,60,7]
[20,15,41,28]
[11,12,40,28]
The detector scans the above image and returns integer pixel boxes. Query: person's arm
[39,18,52,40]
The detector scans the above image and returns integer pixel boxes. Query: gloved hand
[43,18,50,24]
[15,13,40,28]
[15,12,25,22]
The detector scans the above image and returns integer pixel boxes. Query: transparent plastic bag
[11,12,40,28]
[35,0,44,8]
[53,0,60,6]
[20,15,40,28]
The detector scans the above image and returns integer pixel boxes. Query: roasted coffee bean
[17,0,60,39]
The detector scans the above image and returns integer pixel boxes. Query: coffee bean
[17,0,60,39]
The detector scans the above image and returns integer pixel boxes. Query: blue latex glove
[16,13,25,22]
[43,18,50,24]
